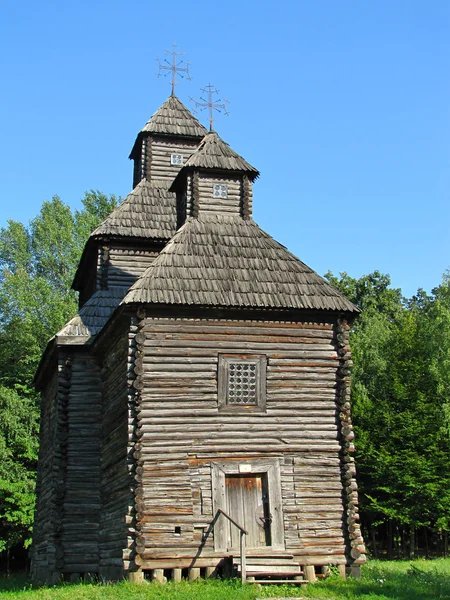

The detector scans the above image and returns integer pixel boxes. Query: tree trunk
[387,520,393,560]
[424,527,429,559]
[371,526,377,558]
[410,526,415,559]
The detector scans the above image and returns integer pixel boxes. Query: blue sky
[1,0,449,298]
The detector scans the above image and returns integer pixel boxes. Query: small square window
[171,154,183,165]
[213,184,228,199]
[218,355,267,412]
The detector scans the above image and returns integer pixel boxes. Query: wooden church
[31,86,366,583]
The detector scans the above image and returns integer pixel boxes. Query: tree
[326,270,450,557]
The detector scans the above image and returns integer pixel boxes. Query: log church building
[31,81,366,583]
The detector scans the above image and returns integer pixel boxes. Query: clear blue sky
[1,0,449,298]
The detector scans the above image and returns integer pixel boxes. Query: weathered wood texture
[31,352,103,580]
[148,136,199,184]
[184,132,259,178]
[104,245,161,290]
[123,214,358,313]
[31,369,59,581]
[196,175,243,216]
[60,353,102,573]
[335,320,366,565]
[98,323,137,580]
[132,316,351,566]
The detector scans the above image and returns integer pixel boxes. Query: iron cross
[156,43,191,96]
[190,84,229,131]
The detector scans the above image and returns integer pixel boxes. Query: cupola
[172,131,259,224]
[129,95,207,188]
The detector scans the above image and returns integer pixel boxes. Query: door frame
[212,458,285,552]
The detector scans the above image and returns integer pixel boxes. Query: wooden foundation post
[303,565,317,583]
[321,565,329,578]
[188,567,200,581]
[338,564,347,579]
[152,569,166,583]
[205,566,216,578]
[172,568,182,582]
[128,569,145,584]
[349,565,361,578]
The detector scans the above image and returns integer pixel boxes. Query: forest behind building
[0,193,449,569]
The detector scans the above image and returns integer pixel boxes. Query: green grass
[1,559,450,600]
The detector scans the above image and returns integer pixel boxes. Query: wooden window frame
[211,459,285,552]
[218,354,267,413]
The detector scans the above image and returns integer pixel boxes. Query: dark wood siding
[31,370,59,580]
[105,246,161,290]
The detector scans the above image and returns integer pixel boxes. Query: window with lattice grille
[171,154,183,165]
[212,184,228,199]
[218,355,267,412]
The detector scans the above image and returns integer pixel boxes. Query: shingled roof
[122,214,358,313]
[57,287,126,342]
[138,95,208,138]
[91,180,177,240]
[183,132,259,178]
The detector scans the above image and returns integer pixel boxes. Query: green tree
[327,270,450,557]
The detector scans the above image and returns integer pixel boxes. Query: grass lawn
[1,559,450,600]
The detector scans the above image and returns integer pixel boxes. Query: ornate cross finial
[190,84,229,131]
[156,43,191,96]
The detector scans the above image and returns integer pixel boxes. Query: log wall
[196,175,242,216]
[103,246,161,290]
[60,353,102,574]
[132,316,356,567]
[31,369,59,581]
[31,351,104,580]
[149,137,198,183]
[98,322,137,580]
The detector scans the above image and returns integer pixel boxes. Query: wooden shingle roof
[122,214,358,313]
[139,95,208,138]
[183,131,259,178]
[57,287,126,342]
[91,180,177,241]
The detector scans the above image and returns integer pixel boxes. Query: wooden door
[225,474,271,549]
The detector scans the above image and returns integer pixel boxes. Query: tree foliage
[0,191,118,553]
[326,270,450,556]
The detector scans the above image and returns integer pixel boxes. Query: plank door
[225,473,272,549]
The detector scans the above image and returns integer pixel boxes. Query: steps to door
[233,554,307,585]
